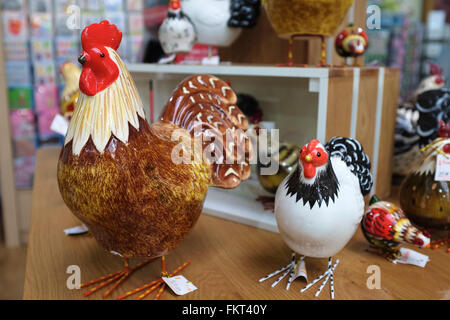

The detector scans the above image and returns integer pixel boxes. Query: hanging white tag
[51,114,69,136]
[64,224,89,236]
[162,275,197,296]
[201,56,220,65]
[393,248,429,268]
[435,154,450,181]
[294,259,308,283]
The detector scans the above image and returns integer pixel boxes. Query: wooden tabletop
[24,147,449,300]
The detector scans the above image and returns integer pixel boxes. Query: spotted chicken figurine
[57,21,252,299]
[260,137,373,299]
[361,195,431,261]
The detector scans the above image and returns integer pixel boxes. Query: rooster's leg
[259,253,302,289]
[300,257,339,299]
[81,257,155,298]
[116,256,190,300]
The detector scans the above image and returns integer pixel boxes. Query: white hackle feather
[65,47,145,155]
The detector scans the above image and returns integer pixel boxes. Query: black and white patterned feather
[325,137,373,196]
[416,88,450,147]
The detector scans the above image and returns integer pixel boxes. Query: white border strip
[371,67,385,194]
[350,68,360,138]
[317,76,329,142]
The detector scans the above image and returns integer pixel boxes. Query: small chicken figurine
[361,195,431,261]
[59,62,81,121]
[57,21,252,299]
[335,24,369,65]
[262,0,354,66]
[260,137,373,299]
[158,0,196,56]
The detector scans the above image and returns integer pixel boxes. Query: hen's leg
[81,257,155,298]
[116,256,190,300]
[259,253,304,289]
[300,257,339,299]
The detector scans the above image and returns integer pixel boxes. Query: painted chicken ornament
[57,21,252,299]
[158,0,196,55]
[400,121,450,230]
[260,137,373,299]
[361,196,430,261]
[335,24,369,65]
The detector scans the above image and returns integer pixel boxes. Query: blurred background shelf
[129,64,399,232]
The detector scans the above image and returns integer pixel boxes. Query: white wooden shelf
[127,63,399,234]
[127,63,329,79]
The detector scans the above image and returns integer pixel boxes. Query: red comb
[306,139,321,152]
[81,20,122,51]
[428,62,443,76]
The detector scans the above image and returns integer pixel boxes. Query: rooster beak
[78,54,87,65]
[305,155,312,162]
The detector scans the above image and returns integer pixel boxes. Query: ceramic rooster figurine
[260,137,373,299]
[361,195,430,261]
[335,24,369,65]
[57,21,252,299]
[60,62,81,121]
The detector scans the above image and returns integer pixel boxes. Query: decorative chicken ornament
[361,195,431,261]
[260,137,373,299]
[262,0,354,66]
[158,0,196,56]
[335,24,369,65]
[257,142,299,194]
[57,21,252,299]
[180,0,260,47]
[400,121,450,231]
[393,65,447,178]
[59,62,81,121]
[413,62,445,101]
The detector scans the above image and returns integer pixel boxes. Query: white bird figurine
[158,0,196,55]
[260,137,373,299]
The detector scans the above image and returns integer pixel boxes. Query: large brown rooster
[57,21,251,299]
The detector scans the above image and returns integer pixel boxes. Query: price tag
[162,275,197,296]
[434,154,450,181]
[393,248,429,268]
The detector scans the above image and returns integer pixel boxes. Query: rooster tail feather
[160,74,252,189]
[325,136,374,195]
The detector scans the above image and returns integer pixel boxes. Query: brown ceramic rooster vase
[399,122,450,232]
[57,21,252,299]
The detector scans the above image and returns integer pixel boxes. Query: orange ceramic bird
[57,21,252,299]
[59,62,81,121]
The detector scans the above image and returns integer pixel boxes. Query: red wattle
[303,163,316,179]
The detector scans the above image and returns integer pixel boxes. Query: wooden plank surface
[24,148,450,300]
[375,68,400,198]
[326,68,354,140]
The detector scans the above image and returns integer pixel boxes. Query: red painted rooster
[57,21,252,299]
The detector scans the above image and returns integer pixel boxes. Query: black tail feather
[325,137,373,196]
